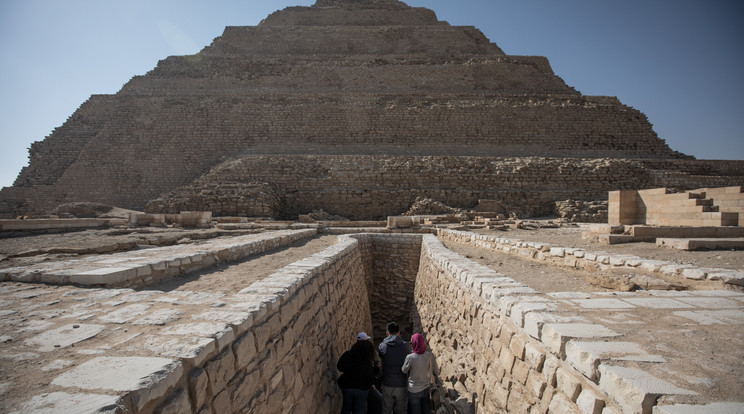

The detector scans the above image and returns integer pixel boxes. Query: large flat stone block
[652,402,744,414]
[598,365,695,414]
[542,323,621,358]
[52,356,183,411]
[25,324,105,352]
[10,391,124,414]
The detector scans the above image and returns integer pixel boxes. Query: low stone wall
[438,229,744,287]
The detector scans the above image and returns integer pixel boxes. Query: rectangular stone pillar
[608,190,640,225]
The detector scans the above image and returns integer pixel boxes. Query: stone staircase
[610,186,741,227]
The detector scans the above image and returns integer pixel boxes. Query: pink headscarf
[411,333,426,354]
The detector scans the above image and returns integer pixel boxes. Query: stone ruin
[1,1,744,414]
[1,0,743,219]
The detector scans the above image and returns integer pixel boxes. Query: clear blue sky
[1,0,742,189]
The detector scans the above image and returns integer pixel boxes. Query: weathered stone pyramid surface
[2,0,742,218]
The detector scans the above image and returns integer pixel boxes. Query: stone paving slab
[542,323,622,358]
[25,324,105,352]
[599,365,696,414]
[51,356,183,412]
[565,341,666,381]
[653,402,744,414]
[657,237,744,251]
[8,391,124,414]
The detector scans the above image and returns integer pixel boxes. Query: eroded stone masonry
[1,0,743,218]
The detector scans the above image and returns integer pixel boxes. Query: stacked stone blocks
[414,234,743,413]
[609,186,743,227]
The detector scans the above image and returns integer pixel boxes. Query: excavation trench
[3,229,740,413]
[136,232,644,413]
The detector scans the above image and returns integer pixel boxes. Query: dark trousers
[367,388,383,414]
[341,388,370,414]
[407,389,431,414]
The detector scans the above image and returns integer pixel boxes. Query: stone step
[206,25,503,57]
[656,237,744,251]
[630,225,744,238]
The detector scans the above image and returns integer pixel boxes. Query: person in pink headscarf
[401,333,440,414]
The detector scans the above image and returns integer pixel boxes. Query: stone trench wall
[66,231,719,413]
[136,233,422,413]
[413,234,620,413]
[351,233,423,341]
[143,236,373,413]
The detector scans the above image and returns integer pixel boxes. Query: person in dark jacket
[377,322,410,414]
[338,338,378,414]
[358,332,383,414]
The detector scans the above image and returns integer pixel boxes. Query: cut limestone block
[598,365,695,414]
[565,341,664,381]
[24,324,105,352]
[652,402,744,414]
[542,323,621,358]
[51,356,183,412]
[9,391,124,414]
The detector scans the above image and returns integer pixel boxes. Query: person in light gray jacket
[401,333,439,414]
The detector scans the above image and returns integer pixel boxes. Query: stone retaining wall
[146,235,374,413]
[128,233,423,413]
[352,233,423,340]
[414,234,616,412]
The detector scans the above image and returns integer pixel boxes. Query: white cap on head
[357,332,371,341]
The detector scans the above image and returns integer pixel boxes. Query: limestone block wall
[352,233,422,339]
[414,234,622,413]
[4,153,744,220]
[203,25,501,56]
[697,186,744,226]
[149,236,374,413]
[121,232,420,413]
[144,182,281,217]
[181,156,744,220]
[127,56,572,96]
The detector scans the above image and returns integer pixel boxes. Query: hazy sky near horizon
[0,0,742,189]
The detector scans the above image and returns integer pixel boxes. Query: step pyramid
[1,0,743,219]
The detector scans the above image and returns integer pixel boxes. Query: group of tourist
[337,322,440,414]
